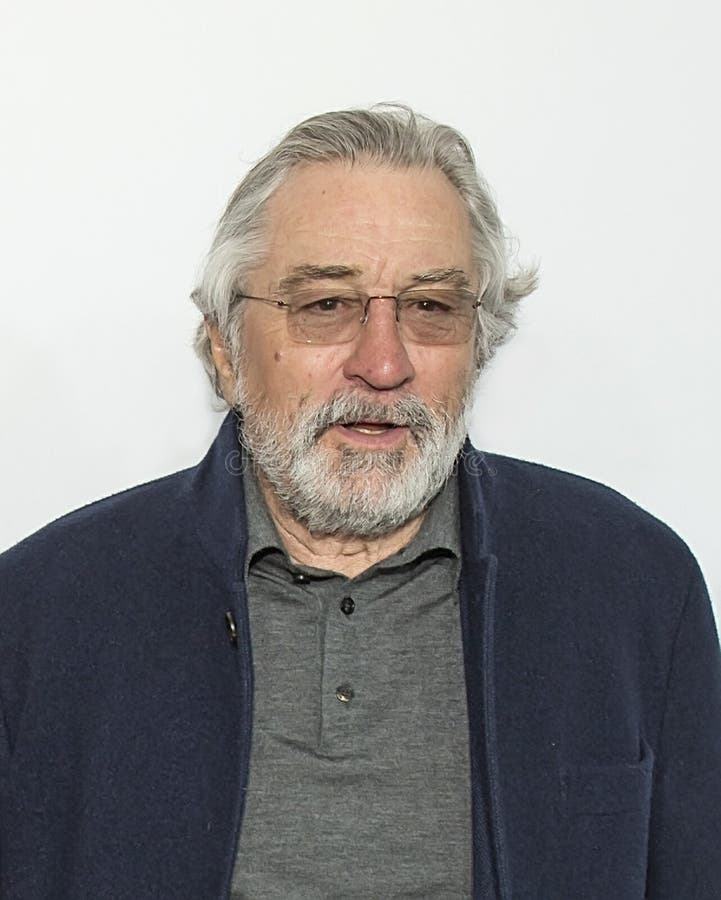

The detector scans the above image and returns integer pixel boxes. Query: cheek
[259,346,348,406]
[411,347,476,401]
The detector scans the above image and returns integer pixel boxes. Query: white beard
[234,384,476,537]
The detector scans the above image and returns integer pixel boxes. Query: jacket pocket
[549,737,654,899]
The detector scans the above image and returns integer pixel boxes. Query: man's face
[224,161,479,535]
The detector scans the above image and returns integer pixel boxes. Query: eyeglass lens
[284,289,477,345]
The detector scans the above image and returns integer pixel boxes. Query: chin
[274,442,448,538]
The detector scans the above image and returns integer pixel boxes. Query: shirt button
[292,572,310,585]
[335,684,354,703]
[340,596,355,616]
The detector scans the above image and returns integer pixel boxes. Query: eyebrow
[277,264,472,292]
[277,265,363,292]
[408,267,471,289]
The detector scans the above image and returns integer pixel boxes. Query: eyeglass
[232,288,481,345]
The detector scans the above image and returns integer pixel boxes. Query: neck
[257,474,426,579]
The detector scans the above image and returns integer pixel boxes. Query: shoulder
[0,465,196,605]
[464,448,701,591]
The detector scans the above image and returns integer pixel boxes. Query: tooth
[352,425,389,434]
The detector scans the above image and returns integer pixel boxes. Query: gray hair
[191,103,538,401]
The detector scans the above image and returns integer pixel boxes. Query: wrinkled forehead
[252,160,476,291]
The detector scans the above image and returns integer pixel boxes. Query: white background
[1,1,718,620]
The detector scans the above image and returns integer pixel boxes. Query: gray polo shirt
[231,463,472,899]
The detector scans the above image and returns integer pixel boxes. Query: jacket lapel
[458,443,509,899]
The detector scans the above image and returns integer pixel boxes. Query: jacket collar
[187,409,249,589]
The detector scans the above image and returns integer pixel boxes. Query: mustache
[305,393,437,442]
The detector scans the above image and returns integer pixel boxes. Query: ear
[205,320,236,402]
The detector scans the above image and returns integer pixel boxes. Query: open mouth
[343,422,400,435]
[309,395,432,446]
[330,421,411,446]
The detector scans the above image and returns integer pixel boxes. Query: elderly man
[1,106,720,900]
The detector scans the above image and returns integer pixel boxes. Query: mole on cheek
[273,351,282,362]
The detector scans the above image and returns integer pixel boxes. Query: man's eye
[299,295,351,314]
[409,297,453,314]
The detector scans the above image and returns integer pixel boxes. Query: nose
[341,297,415,391]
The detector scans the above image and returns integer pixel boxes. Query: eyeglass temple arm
[234,293,290,309]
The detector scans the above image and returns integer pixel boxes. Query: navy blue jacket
[1,411,720,899]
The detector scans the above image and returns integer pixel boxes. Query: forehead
[255,161,475,285]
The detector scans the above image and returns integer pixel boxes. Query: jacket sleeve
[646,564,721,897]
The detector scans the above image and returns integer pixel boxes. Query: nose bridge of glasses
[361,294,402,324]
